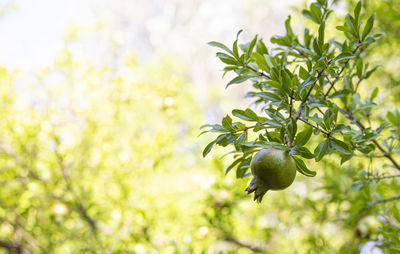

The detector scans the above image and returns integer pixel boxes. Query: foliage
[0,49,217,252]
[345,0,400,100]
[203,0,400,252]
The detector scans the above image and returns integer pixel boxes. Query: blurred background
[0,0,399,253]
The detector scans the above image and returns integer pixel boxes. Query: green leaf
[318,21,325,48]
[247,35,258,58]
[292,156,316,177]
[299,66,310,80]
[332,52,354,62]
[225,157,242,175]
[331,139,352,155]
[392,205,400,223]
[256,92,282,103]
[244,108,259,121]
[285,16,294,37]
[226,75,252,88]
[312,38,321,56]
[310,3,322,24]
[292,146,314,159]
[203,135,227,157]
[356,58,364,78]
[234,132,247,150]
[266,119,283,128]
[371,87,379,101]
[203,142,215,157]
[256,39,268,55]
[345,14,358,38]
[264,80,281,89]
[302,10,319,24]
[294,127,313,146]
[232,109,254,121]
[233,29,243,59]
[216,52,238,65]
[354,1,362,25]
[362,13,375,40]
[287,118,297,142]
[216,134,235,147]
[298,77,316,95]
[237,156,251,178]
[364,65,380,79]
[208,41,233,55]
[200,124,228,133]
[314,139,329,161]
[222,115,233,130]
[252,52,270,71]
[387,111,398,126]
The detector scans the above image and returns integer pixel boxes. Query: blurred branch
[0,139,43,181]
[54,147,103,247]
[372,195,400,206]
[0,140,23,163]
[362,174,400,181]
[354,153,385,158]
[13,214,47,253]
[0,239,24,254]
[224,236,267,253]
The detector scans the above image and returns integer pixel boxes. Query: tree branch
[0,240,22,253]
[336,106,400,171]
[54,149,102,240]
[361,174,400,182]
[224,236,267,253]
[372,195,400,206]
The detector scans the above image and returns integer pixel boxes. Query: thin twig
[225,236,266,253]
[298,117,330,136]
[293,70,324,120]
[354,77,364,93]
[361,174,400,181]
[292,47,310,61]
[245,65,272,80]
[323,46,360,99]
[372,195,400,205]
[354,153,385,158]
[233,121,269,133]
[54,149,103,243]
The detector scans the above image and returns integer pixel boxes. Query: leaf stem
[233,121,270,133]
[244,64,272,79]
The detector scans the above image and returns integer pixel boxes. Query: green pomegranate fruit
[245,148,297,202]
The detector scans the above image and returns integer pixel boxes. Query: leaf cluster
[202,1,398,180]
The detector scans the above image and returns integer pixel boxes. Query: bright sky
[0,0,300,70]
[0,0,96,68]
